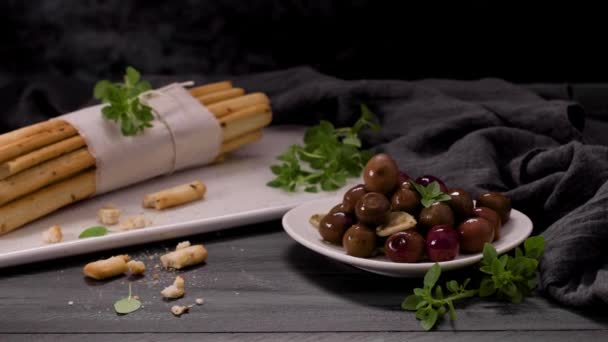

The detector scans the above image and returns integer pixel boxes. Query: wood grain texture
[0,222,605,338]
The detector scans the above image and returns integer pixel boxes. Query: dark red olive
[447,188,474,221]
[319,212,353,244]
[415,175,448,193]
[328,203,349,215]
[419,202,455,228]
[425,225,459,262]
[343,224,377,257]
[398,171,411,184]
[342,184,366,213]
[390,188,421,214]
[363,154,399,194]
[457,217,494,253]
[355,192,391,226]
[473,207,501,241]
[385,231,425,263]
[476,192,511,223]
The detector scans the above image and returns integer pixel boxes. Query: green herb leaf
[420,310,438,331]
[401,294,421,311]
[424,263,441,288]
[267,104,379,192]
[412,181,451,208]
[524,235,545,260]
[114,283,141,315]
[94,66,154,136]
[78,226,110,239]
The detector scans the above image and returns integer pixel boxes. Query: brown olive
[363,153,399,194]
[476,192,511,223]
[355,192,391,226]
[400,179,415,191]
[342,184,367,213]
[342,224,377,257]
[319,212,353,244]
[328,203,349,215]
[391,188,421,214]
[473,207,501,241]
[447,188,474,221]
[419,202,455,228]
[457,217,494,253]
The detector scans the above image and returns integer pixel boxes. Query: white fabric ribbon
[58,83,222,195]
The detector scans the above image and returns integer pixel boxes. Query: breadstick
[126,260,146,275]
[0,120,66,148]
[0,148,95,206]
[0,123,77,164]
[143,180,206,210]
[0,135,86,180]
[188,81,232,97]
[220,106,272,141]
[160,245,208,269]
[83,255,130,280]
[220,130,263,154]
[0,170,95,236]
[206,93,270,118]
[198,88,245,105]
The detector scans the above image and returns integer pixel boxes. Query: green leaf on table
[401,294,421,311]
[78,226,110,239]
[424,263,441,288]
[114,283,141,315]
[524,235,545,260]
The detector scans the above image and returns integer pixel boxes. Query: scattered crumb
[161,276,185,299]
[97,204,121,225]
[171,305,188,316]
[195,298,204,305]
[133,296,140,301]
[176,241,191,250]
[42,225,63,244]
[127,260,146,275]
[120,214,150,230]
[68,301,73,305]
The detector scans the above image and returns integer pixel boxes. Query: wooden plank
[1,332,608,342]
[0,222,605,334]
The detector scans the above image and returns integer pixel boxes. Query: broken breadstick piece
[176,241,191,250]
[161,275,185,299]
[83,255,130,280]
[42,225,63,244]
[143,181,206,210]
[171,305,189,316]
[120,214,149,230]
[161,245,208,270]
[97,204,121,225]
[127,260,146,275]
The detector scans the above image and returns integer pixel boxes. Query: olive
[419,202,455,228]
[447,188,474,221]
[342,184,367,213]
[363,153,399,194]
[473,207,501,241]
[343,224,377,257]
[426,225,459,262]
[400,179,415,191]
[355,192,391,226]
[476,192,511,223]
[416,175,448,193]
[457,217,494,253]
[398,171,411,184]
[319,212,353,244]
[328,203,349,216]
[385,231,425,263]
[390,188,421,214]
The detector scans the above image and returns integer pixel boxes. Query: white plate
[0,126,360,268]
[283,197,533,277]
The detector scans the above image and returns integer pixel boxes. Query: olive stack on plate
[313,153,512,263]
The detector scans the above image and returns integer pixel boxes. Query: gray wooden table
[0,221,605,341]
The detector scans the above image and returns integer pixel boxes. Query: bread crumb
[133,295,140,301]
[195,298,204,305]
[42,225,63,244]
[68,301,73,305]
[171,305,188,316]
[161,275,185,299]
[127,260,146,275]
[97,204,121,225]
[176,241,191,250]
[120,214,149,230]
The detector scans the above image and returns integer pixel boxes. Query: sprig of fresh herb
[94,66,154,136]
[78,226,110,239]
[402,264,477,330]
[267,104,380,192]
[402,236,545,330]
[114,283,141,315]
[411,181,451,208]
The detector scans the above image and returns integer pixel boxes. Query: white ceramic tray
[283,197,533,277]
[0,126,357,268]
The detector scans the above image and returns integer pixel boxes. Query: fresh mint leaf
[524,235,545,260]
[401,294,421,310]
[79,226,110,239]
[114,283,141,315]
[424,263,441,288]
[412,181,451,208]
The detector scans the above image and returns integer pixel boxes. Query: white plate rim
[283,197,533,276]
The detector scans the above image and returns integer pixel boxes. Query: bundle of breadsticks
[0,81,272,236]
